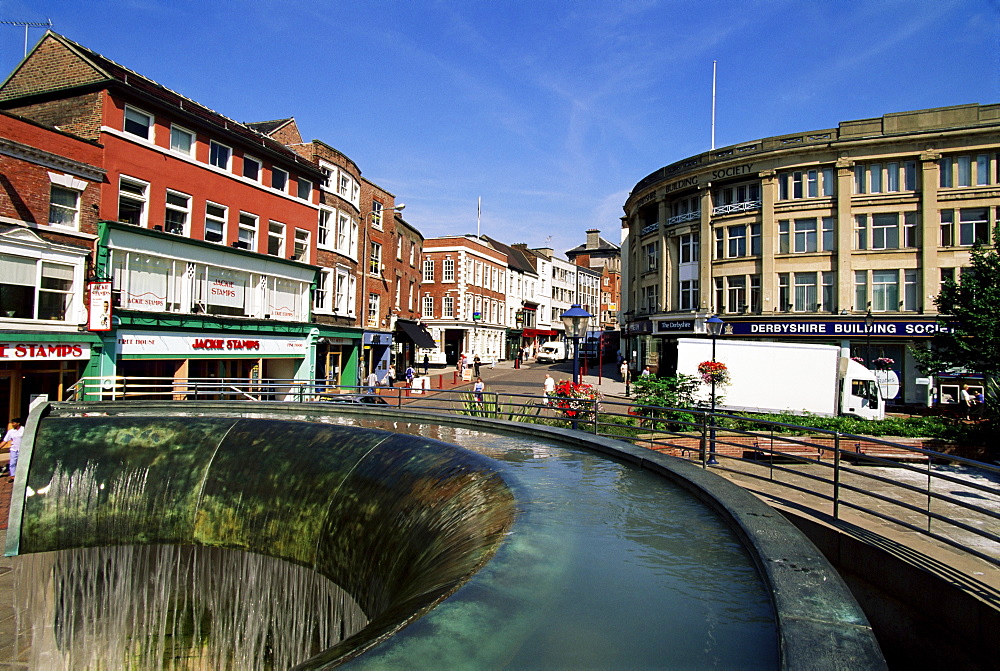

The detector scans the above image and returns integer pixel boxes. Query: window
[0,255,75,321]
[335,268,353,315]
[268,221,285,256]
[793,272,817,312]
[168,125,194,155]
[315,269,331,313]
[371,201,384,229]
[939,157,953,187]
[821,272,836,313]
[903,212,918,247]
[855,270,867,311]
[886,162,899,192]
[903,269,918,311]
[727,225,747,257]
[871,213,899,250]
[904,161,917,190]
[123,105,152,140]
[317,208,333,248]
[164,191,190,235]
[872,270,899,312]
[297,178,312,201]
[678,279,698,311]
[940,210,954,247]
[49,185,80,228]
[243,156,261,182]
[939,267,955,293]
[959,208,989,245]
[369,242,382,275]
[726,276,746,314]
[793,219,817,253]
[396,235,402,260]
[209,141,231,170]
[821,217,835,251]
[679,233,698,263]
[869,164,882,193]
[443,258,455,282]
[118,176,148,226]
[779,169,833,200]
[854,165,866,194]
[778,273,791,311]
[367,293,380,326]
[292,229,309,261]
[423,259,434,282]
[272,168,288,192]
[855,215,868,250]
[237,213,257,250]
[422,295,434,318]
[641,284,659,313]
[957,156,972,187]
[750,275,761,313]
[976,154,990,186]
[205,203,226,243]
[643,241,659,271]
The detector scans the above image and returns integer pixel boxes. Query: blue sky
[1,0,997,257]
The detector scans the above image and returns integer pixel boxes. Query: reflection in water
[15,544,367,670]
[334,418,778,670]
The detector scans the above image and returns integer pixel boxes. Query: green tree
[912,226,1000,418]
[630,374,703,430]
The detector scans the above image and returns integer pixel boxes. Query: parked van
[536,341,565,363]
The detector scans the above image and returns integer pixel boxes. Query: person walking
[620,360,629,383]
[543,373,555,405]
[387,364,396,387]
[473,376,485,403]
[1,418,23,481]
[423,353,430,375]
[405,364,416,388]
[473,354,482,377]
[365,371,379,394]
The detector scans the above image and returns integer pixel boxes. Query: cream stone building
[622,103,998,407]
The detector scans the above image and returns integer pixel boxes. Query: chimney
[586,229,600,249]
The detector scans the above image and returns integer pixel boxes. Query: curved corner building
[622,103,999,407]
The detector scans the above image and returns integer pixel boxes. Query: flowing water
[10,414,778,669]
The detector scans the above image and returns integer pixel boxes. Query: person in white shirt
[543,374,556,405]
[1,418,24,481]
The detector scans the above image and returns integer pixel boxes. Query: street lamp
[561,304,592,385]
[706,314,724,466]
[864,308,874,368]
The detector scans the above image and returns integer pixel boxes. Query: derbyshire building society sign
[730,320,955,337]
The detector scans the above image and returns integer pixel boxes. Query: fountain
[5,401,885,668]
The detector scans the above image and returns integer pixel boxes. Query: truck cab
[841,359,884,420]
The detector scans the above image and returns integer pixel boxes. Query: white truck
[536,341,566,363]
[672,338,884,420]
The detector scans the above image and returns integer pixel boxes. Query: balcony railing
[667,211,701,225]
[712,200,761,216]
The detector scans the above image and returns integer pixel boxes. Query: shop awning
[396,320,436,348]
[522,329,558,338]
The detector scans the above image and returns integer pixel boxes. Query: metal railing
[63,376,1000,569]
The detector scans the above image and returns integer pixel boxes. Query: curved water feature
[5,401,885,668]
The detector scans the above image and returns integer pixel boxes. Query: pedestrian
[620,360,629,383]
[405,364,416,387]
[423,353,430,375]
[1,418,23,481]
[473,354,481,377]
[543,373,555,405]
[473,376,485,403]
[365,371,379,393]
[641,366,651,378]
[515,348,522,369]
[387,364,396,387]
[959,384,973,419]
[459,353,467,374]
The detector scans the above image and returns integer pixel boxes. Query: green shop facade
[77,222,361,400]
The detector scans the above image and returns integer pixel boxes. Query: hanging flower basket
[697,360,730,386]
[851,356,866,365]
[873,357,895,370]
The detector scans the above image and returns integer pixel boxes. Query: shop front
[1,333,99,419]
[362,331,393,385]
[82,328,312,401]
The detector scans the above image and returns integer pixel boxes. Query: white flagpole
[477,197,481,238]
[711,60,717,151]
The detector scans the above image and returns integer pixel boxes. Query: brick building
[0,31,365,397]
[0,110,104,418]
[566,228,622,329]
[419,235,508,365]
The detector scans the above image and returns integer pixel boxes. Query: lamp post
[561,304,592,385]
[706,315,724,465]
[864,308,874,369]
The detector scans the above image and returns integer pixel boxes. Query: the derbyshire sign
[725,320,955,337]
